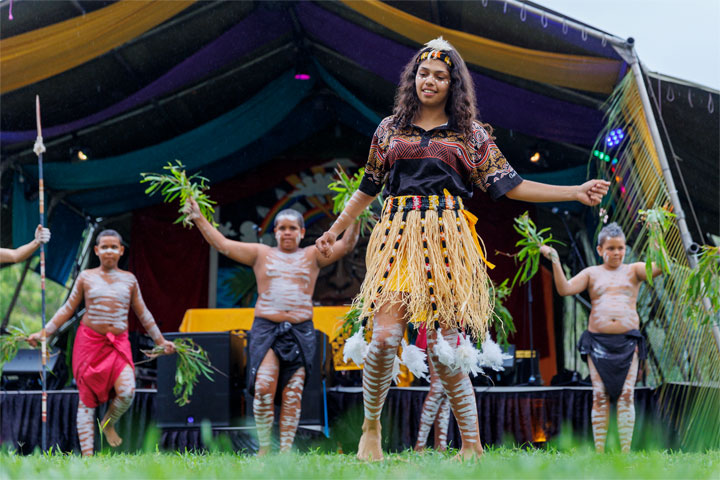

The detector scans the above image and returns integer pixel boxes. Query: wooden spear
[33,95,48,452]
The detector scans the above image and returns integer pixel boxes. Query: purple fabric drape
[295,2,604,146]
[0,8,291,144]
[3,3,605,148]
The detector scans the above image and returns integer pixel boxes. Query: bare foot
[454,442,483,461]
[101,423,123,448]
[357,422,383,461]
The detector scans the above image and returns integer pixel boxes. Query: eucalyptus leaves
[328,166,382,236]
[140,161,218,228]
[490,279,516,347]
[0,326,32,373]
[681,246,720,326]
[145,338,214,406]
[638,206,675,286]
[510,211,564,288]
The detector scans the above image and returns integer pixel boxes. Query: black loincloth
[247,317,316,405]
[578,329,646,402]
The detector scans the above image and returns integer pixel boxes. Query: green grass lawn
[1,448,719,479]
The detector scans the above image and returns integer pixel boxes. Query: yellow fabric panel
[341,0,621,94]
[1,0,194,94]
[179,306,349,341]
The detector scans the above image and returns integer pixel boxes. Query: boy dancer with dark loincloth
[28,229,175,456]
[183,197,359,455]
[540,222,661,452]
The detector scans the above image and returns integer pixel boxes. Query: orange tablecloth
[178,306,350,341]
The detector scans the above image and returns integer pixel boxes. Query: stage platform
[0,385,672,455]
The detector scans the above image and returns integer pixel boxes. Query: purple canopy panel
[296,2,603,146]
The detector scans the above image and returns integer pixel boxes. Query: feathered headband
[416,36,454,68]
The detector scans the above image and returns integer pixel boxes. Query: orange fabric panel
[341,0,621,93]
[179,306,349,341]
[1,0,194,94]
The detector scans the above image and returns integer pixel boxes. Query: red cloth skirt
[72,323,134,408]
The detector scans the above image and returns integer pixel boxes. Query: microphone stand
[523,276,542,386]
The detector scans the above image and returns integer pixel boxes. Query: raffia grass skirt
[354,194,493,339]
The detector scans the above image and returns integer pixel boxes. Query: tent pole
[627,46,720,355]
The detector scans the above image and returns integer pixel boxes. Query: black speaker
[1,348,68,390]
[300,330,330,425]
[513,349,541,385]
[156,331,246,428]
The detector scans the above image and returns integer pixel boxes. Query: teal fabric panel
[523,164,590,213]
[523,164,589,185]
[43,203,86,285]
[314,60,382,126]
[12,172,39,248]
[25,71,314,190]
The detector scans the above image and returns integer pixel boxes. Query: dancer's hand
[182,197,201,222]
[540,245,559,263]
[576,179,610,206]
[26,330,44,347]
[34,225,51,244]
[157,339,176,355]
[315,231,337,258]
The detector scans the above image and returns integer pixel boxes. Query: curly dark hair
[392,42,492,139]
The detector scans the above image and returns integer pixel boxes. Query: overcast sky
[535,0,720,90]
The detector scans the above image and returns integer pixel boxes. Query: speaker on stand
[155,331,246,428]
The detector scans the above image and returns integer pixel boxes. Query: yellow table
[178,306,350,341]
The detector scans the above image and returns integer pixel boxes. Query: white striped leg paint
[105,366,135,426]
[617,352,639,453]
[428,329,481,448]
[415,369,446,449]
[76,400,95,456]
[363,323,404,420]
[435,396,450,450]
[253,359,279,453]
[588,357,610,453]
[279,367,306,452]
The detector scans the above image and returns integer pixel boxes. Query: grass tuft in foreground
[1,447,719,480]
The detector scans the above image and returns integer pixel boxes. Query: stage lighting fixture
[605,128,624,148]
[70,147,90,163]
[294,55,311,81]
[530,152,541,163]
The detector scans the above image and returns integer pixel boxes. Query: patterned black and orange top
[358,116,523,200]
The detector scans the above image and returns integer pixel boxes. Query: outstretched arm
[632,262,663,282]
[540,245,590,296]
[184,197,261,266]
[131,278,175,354]
[316,220,361,267]
[0,225,50,264]
[316,191,375,258]
[27,272,84,346]
[506,179,610,206]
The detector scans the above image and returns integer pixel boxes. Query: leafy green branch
[638,206,675,286]
[0,326,33,374]
[328,166,383,236]
[682,246,720,325]
[140,161,218,228]
[490,279,516,347]
[144,338,214,406]
[510,211,564,288]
